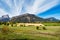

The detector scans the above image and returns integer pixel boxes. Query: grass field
[0,23,60,40]
[42,22,60,26]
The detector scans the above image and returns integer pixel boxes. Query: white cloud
[23,0,59,15]
[37,1,58,13]
[36,0,58,14]
[0,8,13,17]
[26,0,45,14]
[0,8,8,17]
[3,0,25,17]
[0,0,59,17]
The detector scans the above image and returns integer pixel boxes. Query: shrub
[29,25,34,26]
[6,23,9,26]
[4,22,6,25]
[20,25,24,27]
[42,27,46,30]
[11,24,13,27]
[0,22,2,25]
[36,26,39,30]
[1,26,9,34]
[1,25,14,34]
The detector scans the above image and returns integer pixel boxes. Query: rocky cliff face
[0,14,59,23]
[0,15,10,22]
[10,13,44,23]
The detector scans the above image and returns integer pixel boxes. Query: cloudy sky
[0,0,60,19]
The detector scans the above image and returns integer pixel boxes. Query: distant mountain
[0,14,59,23]
[45,17,60,22]
[0,15,10,22]
[10,13,60,23]
[10,13,45,23]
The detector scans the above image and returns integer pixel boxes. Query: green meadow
[0,23,60,40]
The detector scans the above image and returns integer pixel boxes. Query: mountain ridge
[10,13,44,23]
[0,14,59,23]
[10,13,60,23]
[0,15,10,22]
